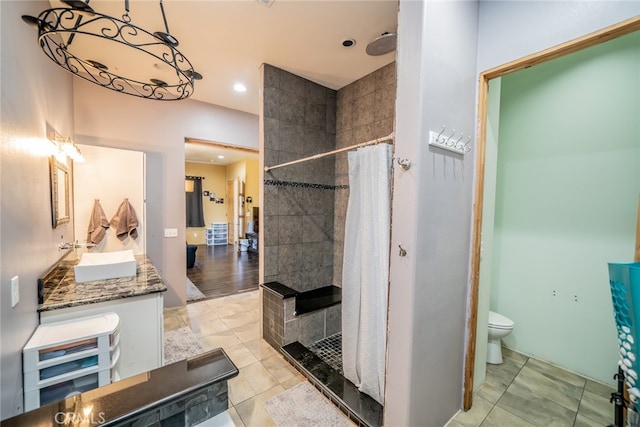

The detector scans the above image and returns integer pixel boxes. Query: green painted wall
[491,31,640,385]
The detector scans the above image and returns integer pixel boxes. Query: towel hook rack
[428,124,471,155]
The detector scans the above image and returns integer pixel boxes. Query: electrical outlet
[164,228,178,238]
[11,276,19,308]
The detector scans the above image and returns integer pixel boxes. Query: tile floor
[447,347,616,427]
[163,289,313,427]
[167,291,616,427]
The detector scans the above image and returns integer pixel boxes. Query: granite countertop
[38,252,167,312]
[3,348,239,427]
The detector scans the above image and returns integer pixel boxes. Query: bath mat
[163,327,204,365]
[264,382,354,427]
[186,277,206,302]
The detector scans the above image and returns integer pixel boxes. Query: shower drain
[308,333,343,374]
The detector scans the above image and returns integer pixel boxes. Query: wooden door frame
[463,16,640,410]
[226,180,235,244]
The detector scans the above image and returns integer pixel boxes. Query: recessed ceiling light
[218,155,225,159]
[341,38,356,48]
[233,83,247,93]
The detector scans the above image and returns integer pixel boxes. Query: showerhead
[366,32,397,56]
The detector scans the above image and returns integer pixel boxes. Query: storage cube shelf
[23,312,120,410]
[206,222,228,246]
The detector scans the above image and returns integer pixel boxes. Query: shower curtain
[342,143,392,405]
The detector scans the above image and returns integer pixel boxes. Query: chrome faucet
[58,241,97,250]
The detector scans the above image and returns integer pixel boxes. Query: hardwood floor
[187,244,259,300]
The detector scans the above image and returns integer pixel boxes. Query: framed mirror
[49,156,70,228]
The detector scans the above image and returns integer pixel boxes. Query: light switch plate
[164,228,178,238]
[11,276,19,308]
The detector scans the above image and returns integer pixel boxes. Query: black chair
[186,244,197,268]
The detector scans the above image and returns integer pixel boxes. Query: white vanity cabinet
[40,292,164,381]
[23,313,120,410]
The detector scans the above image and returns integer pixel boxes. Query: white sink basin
[74,250,137,283]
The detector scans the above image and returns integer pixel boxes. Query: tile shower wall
[262,287,286,348]
[261,63,396,350]
[262,63,397,291]
[262,64,337,293]
[333,63,396,285]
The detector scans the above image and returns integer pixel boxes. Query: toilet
[487,311,515,364]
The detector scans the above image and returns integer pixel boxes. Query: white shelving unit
[23,313,120,411]
[206,222,228,246]
[40,292,163,380]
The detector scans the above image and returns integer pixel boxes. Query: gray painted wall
[477,1,640,73]
[391,1,480,425]
[0,1,76,418]
[386,1,480,425]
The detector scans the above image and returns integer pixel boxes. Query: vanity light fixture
[59,138,85,163]
[22,0,203,101]
[47,126,84,162]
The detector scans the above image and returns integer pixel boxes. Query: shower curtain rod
[264,132,394,173]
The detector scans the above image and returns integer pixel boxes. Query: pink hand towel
[87,200,109,244]
[110,199,139,241]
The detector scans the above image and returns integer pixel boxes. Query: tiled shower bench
[261,281,341,348]
[260,281,382,427]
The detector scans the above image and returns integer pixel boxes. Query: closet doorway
[464,17,640,410]
[185,139,259,300]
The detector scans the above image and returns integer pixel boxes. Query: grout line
[476,353,525,426]
[473,351,616,427]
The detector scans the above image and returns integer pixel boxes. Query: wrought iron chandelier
[22,0,202,101]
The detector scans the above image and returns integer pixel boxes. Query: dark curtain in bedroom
[186,177,205,227]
